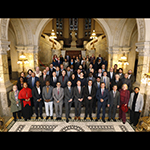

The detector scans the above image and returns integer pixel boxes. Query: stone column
[133,42,150,116]
[134,42,150,92]
[0,40,12,117]
[107,46,130,72]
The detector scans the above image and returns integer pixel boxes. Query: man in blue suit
[28,72,39,89]
[95,82,109,123]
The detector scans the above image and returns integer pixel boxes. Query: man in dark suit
[58,70,69,88]
[49,63,56,77]
[107,85,120,121]
[39,70,50,88]
[128,69,135,92]
[107,67,115,84]
[64,81,74,123]
[121,73,131,90]
[65,54,71,63]
[84,80,96,120]
[74,80,84,120]
[32,81,43,119]
[50,71,58,88]
[96,82,109,122]
[28,72,39,89]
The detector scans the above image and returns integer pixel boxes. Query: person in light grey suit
[64,81,74,123]
[42,81,54,120]
[107,85,120,121]
[128,87,144,126]
[58,70,69,88]
[101,71,110,91]
[53,82,64,120]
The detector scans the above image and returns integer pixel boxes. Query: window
[56,18,63,29]
[84,18,91,37]
[69,18,78,30]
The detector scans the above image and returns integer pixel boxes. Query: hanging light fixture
[90,30,98,40]
[118,53,129,68]
[17,52,29,72]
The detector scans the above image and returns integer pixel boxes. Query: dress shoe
[102,119,106,123]
[84,117,87,120]
[46,116,49,120]
[66,118,69,123]
[74,116,77,120]
[78,116,80,120]
[90,117,93,121]
[68,116,71,119]
[40,116,43,119]
[36,116,39,119]
[123,122,125,124]
[56,117,59,120]
[113,119,116,122]
[51,116,53,119]
[95,118,98,121]
[108,118,111,121]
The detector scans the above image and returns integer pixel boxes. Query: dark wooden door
[66,50,81,58]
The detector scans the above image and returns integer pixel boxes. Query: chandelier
[118,53,129,66]
[17,52,29,72]
[90,30,98,50]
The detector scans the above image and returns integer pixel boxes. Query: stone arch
[10,19,27,45]
[119,18,137,47]
[94,18,113,47]
[34,18,53,47]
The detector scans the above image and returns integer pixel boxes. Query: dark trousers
[130,110,141,126]
[92,96,97,112]
[108,104,117,119]
[34,100,43,117]
[74,100,82,117]
[13,111,21,121]
[85,99,93,118]
[97,101,106,120]
[65,101,72,119]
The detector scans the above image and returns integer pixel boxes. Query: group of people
[9,53,144,126]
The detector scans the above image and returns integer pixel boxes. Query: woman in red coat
[18,82,32,121]
[119,84,130,124]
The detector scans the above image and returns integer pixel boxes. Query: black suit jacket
[28,76,39,89]
[32,86,43,102]
[108,90,120,107]
[49,68,56,77]
[64,86,74,102]
[107,72,115,82]
[73,86,84,101]
[84,85,96,101]
[39,75,50,87]
[50,76,58,88]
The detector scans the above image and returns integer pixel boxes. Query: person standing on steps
[64,81,74,123]
[53,82,64,120]
[95,82,109,123]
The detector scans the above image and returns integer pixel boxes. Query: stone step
[32,106,130,118]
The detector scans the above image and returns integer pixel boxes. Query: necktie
[113,91,116,98]
[102,89,104,96]
[43,75,45,81]
[46,86,49,93]
[104,78,106,84]
[78,87,80,94]
[57,89,59,95]
[32,78,35,87]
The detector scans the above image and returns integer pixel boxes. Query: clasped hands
[78,98,83,102]
[25,98,30,101]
